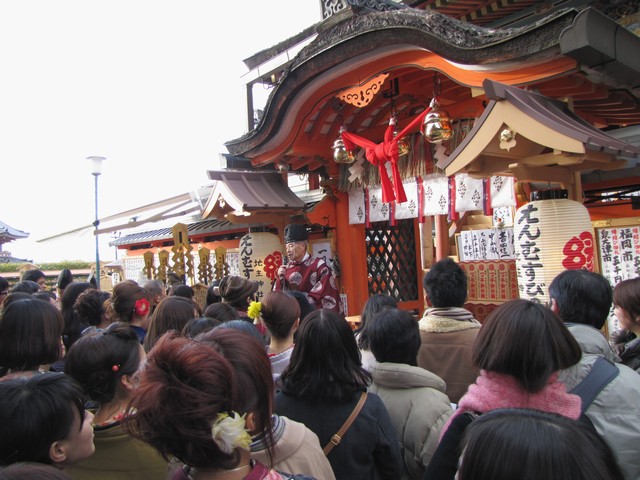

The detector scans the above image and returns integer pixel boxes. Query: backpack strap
[570,356,619,413]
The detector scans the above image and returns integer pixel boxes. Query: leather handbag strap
[323,392,368,455]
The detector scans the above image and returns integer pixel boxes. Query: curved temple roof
[225,4,640,185]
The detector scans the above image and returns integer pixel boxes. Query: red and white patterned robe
[273,254,341,314]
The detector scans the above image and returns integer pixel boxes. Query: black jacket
[275,391,405,480]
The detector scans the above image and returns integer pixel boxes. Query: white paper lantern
[513,190,595,304]
[238,232,284,300]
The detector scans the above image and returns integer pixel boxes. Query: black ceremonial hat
[284,224,308,243]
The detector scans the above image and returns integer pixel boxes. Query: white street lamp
[87,156,106,290]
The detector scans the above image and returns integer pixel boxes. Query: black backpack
[422,357,620,480]
[570,356,619,430]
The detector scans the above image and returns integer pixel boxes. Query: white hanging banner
[348,188,366,224]
[368,187,390,222]
[455,173,484,213]
[395,179,419,220]
[491,176,516,208]
[423,175,449,216]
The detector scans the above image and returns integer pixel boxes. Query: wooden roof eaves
[485,80,640,156]
[440,79,640,177]
[224,8,579,162]
[202,170,306,220]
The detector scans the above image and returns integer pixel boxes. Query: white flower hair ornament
[210,412,252,454]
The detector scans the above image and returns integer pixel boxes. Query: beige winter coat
[417,311,481,404]
[251,415,336,480]
[369,361,453,480]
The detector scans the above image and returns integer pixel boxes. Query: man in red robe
[273,223,341,314]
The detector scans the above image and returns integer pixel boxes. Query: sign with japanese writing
[458,228,515,261]
[238,232,283,301]
[597,225,640,333]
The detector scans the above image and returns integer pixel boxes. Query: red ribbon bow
[341,107,431,204]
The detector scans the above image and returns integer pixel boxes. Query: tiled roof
[0,221,29,243]
[203,170,306,219]
[110,218,263,247]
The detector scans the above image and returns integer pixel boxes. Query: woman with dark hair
[143,295,200,352]
[1,292,31,309]
[355,294,397,371]
[218,275,259,319]
[252,291,300,387]
[275,309,404,479]
[65,323,167,479]
[60,282,93,350]
[170,284,195,300]
[110,281,151,343]
[214,320,268,349]
[0,372,95,470]
[10,281,40,294]
[74,288,112,332]
[181,317,221,338]
[457,409,624,480]
[33,291,57,305]
[197,329,335,479]
[423,299,583,480]
[56,269,74,301]
[204,302,239,323]
[0,297,64,378]
[123,333,314,479]
[21,269,46,290]
[611,277,640,373]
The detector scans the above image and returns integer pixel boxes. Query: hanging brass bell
[332,131,355,164]
[394,129,411,157]
[276,159,290,173]
[422,98,453,143]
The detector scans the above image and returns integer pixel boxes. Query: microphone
[279,255,288,290]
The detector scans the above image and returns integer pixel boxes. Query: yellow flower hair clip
[247,301,262,320]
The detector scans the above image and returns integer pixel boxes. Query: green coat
[70,421,168,480]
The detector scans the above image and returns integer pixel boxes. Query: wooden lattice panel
[366,219,419,302]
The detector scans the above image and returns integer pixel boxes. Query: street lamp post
[88,156,106,291]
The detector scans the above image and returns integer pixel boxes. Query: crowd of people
[1,240,640,479]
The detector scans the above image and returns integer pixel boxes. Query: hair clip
[112,364,120,372]
[134,298,150,316]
